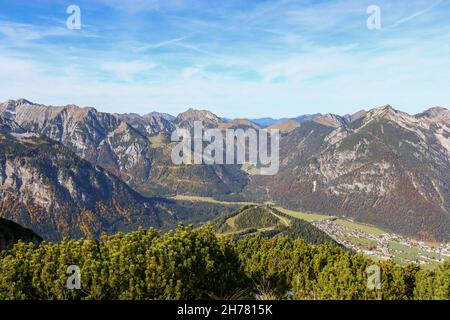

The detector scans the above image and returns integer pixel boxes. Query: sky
[0,0,449,118]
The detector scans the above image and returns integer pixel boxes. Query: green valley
[170,195,450,268]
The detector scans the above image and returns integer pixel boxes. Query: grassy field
[274,207,329,222]
[334,219,385,236]
[172,195,330,222]
[343,235,378,246]
[171,195,256,206]
[388,242,445,267]
[172,195,387,234]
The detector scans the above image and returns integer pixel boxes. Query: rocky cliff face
[0,100,249,198]
[115,112,175,136]
[0,99,148,176]
[0,123,235,241]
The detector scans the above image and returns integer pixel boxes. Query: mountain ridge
[250,105,450,241]
[1,99,450,241]
[0,120,235,241]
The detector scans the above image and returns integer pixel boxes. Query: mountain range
[246,106,450,241]
[1,99,449,242]
[0,110,235,241]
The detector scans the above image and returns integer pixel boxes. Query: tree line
[0,225,448,300]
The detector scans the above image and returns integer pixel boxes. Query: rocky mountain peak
[0,98,35,108]
[177,108,221,120]
[370,104,397,116]
[144,111,175,121]
[425,106,448,114]
[343,110,367,123]
[116,112,175,136]
[175,108,223,129]
[416,106,450,123]
[313,113,347,128]
[361,104,416,126]
[14,98,35,106]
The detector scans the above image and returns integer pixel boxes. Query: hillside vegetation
[0,225,448,300]
[212,205,340,246]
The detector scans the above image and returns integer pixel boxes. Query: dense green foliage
[0,225,247,300]
[213,205,340,246]
[0,225,448,300]
[233,206,280,229]
[271,219,341,246]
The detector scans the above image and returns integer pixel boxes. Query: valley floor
[172,195,450,268]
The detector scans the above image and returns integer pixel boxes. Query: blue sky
[0,0,449,118]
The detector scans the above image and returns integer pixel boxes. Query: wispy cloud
[384,0,444,30]
[97,0,160,13]
[0,21,70,42]
[0,56,37,77]
[100,61,157,81]
[134,37,187,52]
[0,0,449,117]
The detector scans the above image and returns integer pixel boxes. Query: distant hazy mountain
[249,117,289,127]
[293,113,323,123]
[146,111,176,121]
[267,120,301,133]
[250,113,322,127]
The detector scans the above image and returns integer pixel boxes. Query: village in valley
[310,218,450,267]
